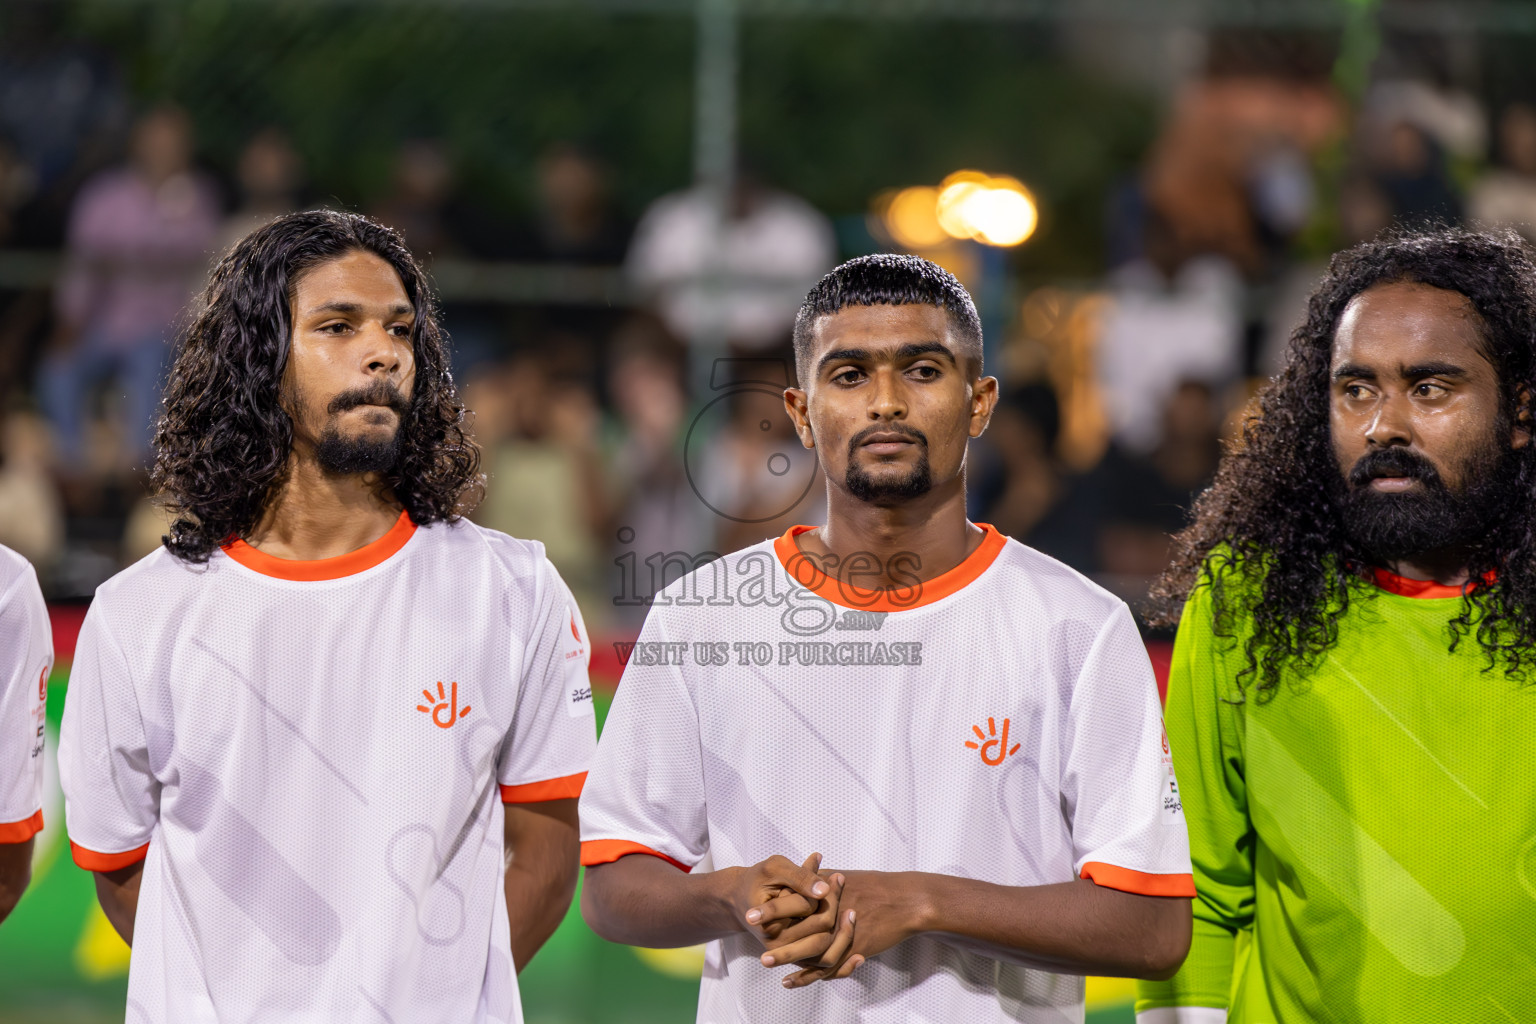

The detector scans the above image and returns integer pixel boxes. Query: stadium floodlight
[880,185,949,248]
[875,173,1039,252]
[936,170,1038,247]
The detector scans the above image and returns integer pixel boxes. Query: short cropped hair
[791,254,984,384]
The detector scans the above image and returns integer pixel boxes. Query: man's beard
[844,424,932,503]
[1332,442,1515,563]
[310,380,410,475]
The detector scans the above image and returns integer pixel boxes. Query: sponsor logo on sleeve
[1160,722,1183,823]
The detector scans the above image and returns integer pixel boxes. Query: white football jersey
[581,524,1193,1024]
[59,513,596,1023]
[0,543,51,844]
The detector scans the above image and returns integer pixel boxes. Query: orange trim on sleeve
[0,809,42,843]
[1080,861,1196,898]
[501,771,587,803]
[221,510,416,581]
[71,840,150,872]
[580,839,693,873]
[1371,566,1495,599]
[773,522,1008,612]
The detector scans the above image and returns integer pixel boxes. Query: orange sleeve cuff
[1080,861,1196,898]
[500,771,587,804]
[70,840,150,872]
[0,809,42,843]
[580,839,693,873]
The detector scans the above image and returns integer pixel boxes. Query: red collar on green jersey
[1370,565,1496,599]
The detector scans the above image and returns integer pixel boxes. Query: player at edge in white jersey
[0,543,51,926]
[57,210,595,1023]
[579,254,1194,1023]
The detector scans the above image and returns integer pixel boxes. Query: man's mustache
[1347,447,1442,489]
[328,381,411,417]
[847,423,929,456]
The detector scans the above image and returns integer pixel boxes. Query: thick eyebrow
[816,347,871,375]
[303,301,414,318]
[1332,362,1375,382]
[895,341,956,363]
[816,340,955,376]
[1401,361,1468,379]
[1332,360,1470,382]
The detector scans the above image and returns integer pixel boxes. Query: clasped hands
[731,852,916,990]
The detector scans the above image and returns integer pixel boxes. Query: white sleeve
[1063,603,1195,896]
[58,602,159,869]
[496,558,597,803]
[578,609,705,873]
[0,563,50,841]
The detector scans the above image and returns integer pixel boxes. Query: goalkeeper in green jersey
[1136,228,1536,1024]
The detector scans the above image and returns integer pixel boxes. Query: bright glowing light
[876,172,1038,250]
[935,170,1038,247]
[883,186,948,248]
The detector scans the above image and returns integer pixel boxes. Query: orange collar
[773,523,1007,612]
[1370,565,1495,599]
[222,510,416,581]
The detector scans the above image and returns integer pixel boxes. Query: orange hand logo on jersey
[570,613,581,643]
[965,717,1020,766]
[418,681,471,729]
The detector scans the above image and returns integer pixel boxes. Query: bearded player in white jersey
[58,210,596,1023]
[580,254,1193,1023]
[0,543,52,926]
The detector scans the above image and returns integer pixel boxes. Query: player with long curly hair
[58,209,596,1023]
[1138,227,1536,1022]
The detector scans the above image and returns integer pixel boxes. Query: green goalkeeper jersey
[1138,560,1536,1022]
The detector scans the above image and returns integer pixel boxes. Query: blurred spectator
[372,139,463,258]
[1471,103,1536,241]
[602,317,718,625]
[1363,78,1487,164]
[373,138,510,372]
[522,143,629,265]
[1259,172,1393,376]
[121,493,173,566]
[371,137,513,260]
[975,383,1099,573]
[39,104,220,473]
[693,358,825,555]
[0,409,63,568]
[1091,378,1224,603]
[508,142,632,369]
[1372,120,1463,227]
[626,169,835,353]
[1095,211,1242,455]
[0,136,54,406]
[219,126,305,254]
[0,0,127,245]
[468,350,609,629]
[1138,75,1341,276]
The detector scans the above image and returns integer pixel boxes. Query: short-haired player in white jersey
[580,254,1195,1022]
[0,543,51,925]
[57,209,596,1022]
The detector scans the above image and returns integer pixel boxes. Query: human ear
[784,388,815,449]
[1512,385,1534,450]
[969,376,1000,439]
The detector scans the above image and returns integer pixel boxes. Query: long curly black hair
[151,209,481,562]
[1152,227,1536,698]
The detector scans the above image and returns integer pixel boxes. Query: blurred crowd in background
[2,1,1534,641]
